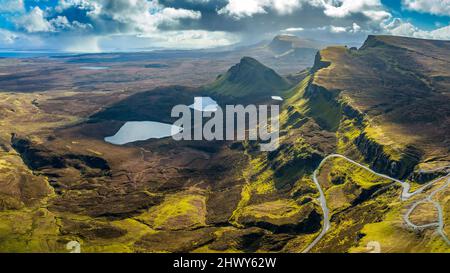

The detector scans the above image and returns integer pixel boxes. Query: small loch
[80,66,110,70]
[105,121,182,145]
[189,97,219,112]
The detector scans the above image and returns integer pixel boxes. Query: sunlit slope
[312,35,450,173]
[269,36,450,252]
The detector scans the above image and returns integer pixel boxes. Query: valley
[0,35,449,253]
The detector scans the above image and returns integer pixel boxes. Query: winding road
[302,154,450,253]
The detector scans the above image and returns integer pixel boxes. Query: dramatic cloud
[384,18,450,40]
[218,0,312,18]
[218,0,268,18]
[321,0,391,24]
[55,0,202,34]
[14,6,92,33]
[0,0,448,51]
[14,7,52,33]
[218,0,389,19]
[402,0,450,16]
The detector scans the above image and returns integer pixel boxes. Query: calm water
[271,96,284,101]
[0,51,75,58]
[105,121,182,145]
[80,66,110,70]
[189,97,219,112]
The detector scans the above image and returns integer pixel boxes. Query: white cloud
[56,0,201,34]
[56,0,102,17]
[402,0,450,16]
[219,0,390,26]
[0,28,18,44]
[384,18,450,40]
[283,27,304,32]
[3,0,448,51]
[135,30,240,49]
[14,7,93,33]
[271,0,305,14]
[11,0,201,36]
[218,0,268,18]
[352,22,361,33]
[0,28,46,49]
[50,16,93,31]
[428,26,450,40]
[0,0,25,13]
[330,25,347,33]
[311,22,365,34]
[218,0,321,18]
[14,7,53,33]
[323,0,390,21]
[157,7,201,25]
[362,9,391,21]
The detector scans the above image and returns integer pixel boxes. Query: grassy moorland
[0,35,449,253]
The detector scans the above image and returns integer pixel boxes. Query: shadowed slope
[312,35,450,166]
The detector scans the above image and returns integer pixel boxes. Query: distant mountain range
[0,34,449,253]
[269,35,322,53]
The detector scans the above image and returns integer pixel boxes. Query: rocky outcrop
[11,134,110,174]
[209,227,295,252]
[311,51,331,73]
[304,83,335,101]
[238,203,322,234]
[11,135,66,170]
[410,169,449,184]
[267,142,322,190]
[354,133,421,179]
[134,228,217,253]
[306,48,423,180]
[341,103,364,124]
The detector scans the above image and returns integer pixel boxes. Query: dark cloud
[166,3,378,45]
[159,0,228,11]
[0,0,448,51]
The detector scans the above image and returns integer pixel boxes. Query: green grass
[327,158,393,190]
[239,199,303,220]
[135,192,207,231]
[206,57,292,99]
[350,206,450,253]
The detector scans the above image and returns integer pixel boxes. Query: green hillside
[205,57,292,100]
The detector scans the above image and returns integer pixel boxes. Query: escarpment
[354,134,422,179]
[299,42,435,180]
[310,51,331,73]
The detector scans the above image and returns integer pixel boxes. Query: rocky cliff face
[310,51,331,73]
[301,36,450,181]
[11,134,110,175]
[318,88,423,180]
[354,133,422,179]
[302,75,422,180]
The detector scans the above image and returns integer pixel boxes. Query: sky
[0,0,449,52]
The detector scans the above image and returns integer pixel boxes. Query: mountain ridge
[205,56,292,100]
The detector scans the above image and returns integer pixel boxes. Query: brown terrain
[0,35,449,253]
